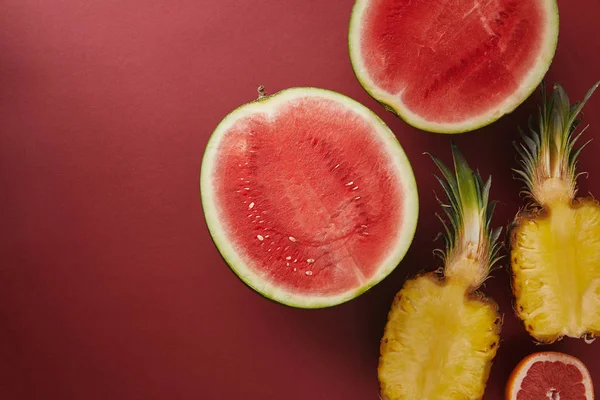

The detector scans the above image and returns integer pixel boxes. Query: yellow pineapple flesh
[379,277,500,399]
[378,145,502,400]
[510,82,600,343]
[513,201,600,341]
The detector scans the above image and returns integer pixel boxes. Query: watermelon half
[348,0,559,134]
[201,87,418,308]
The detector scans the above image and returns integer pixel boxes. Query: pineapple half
[510,82,600,343]
[378,144,502,400]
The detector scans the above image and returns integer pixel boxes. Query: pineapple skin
[378,273,501,400]
[510,199,600,343]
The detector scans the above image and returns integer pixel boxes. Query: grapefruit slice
[506,352,594,400]
[201,87,418,308]
[348,0,559,133]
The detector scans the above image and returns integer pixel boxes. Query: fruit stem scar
[257,85,268,99]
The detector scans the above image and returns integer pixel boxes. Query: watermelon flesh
[202,88,418,307]
[349,0,558,133]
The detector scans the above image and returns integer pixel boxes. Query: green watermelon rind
[348,0,560,134]
[200,87,419,309]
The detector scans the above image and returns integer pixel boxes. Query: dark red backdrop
[0,1,598,399]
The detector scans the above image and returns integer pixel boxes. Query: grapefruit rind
[506,352,594,400]
[348,0,560,134]
[200,87,419,308]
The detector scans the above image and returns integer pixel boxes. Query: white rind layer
[201,87,419,308]
[348,0,559,134]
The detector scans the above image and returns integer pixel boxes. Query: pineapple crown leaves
[514,81,600,205]
[427,143,503,272]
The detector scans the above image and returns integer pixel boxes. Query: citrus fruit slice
[348,0,559,133]
[201,87,418,308]
[506,352,594,400]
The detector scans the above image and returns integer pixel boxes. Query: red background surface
[0,1,598,399]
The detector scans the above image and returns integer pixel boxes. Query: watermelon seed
[333,164,340,169]
[293,268,297,272]
[286,256,292,260]
[352,186,359,191]
[354,196,361,200]
[307,259,315,263]
[345,181,354,186]
[286,262,290,266]
[257,235,264,241]
[305,271,313,276]
[288,236,297,242]
[248,202,255,209]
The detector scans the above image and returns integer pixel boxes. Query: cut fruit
[378,144,502,399]
[510,82,600,343]
[201,87,418,308]
[506,352,594,400]
[348,0,559,133]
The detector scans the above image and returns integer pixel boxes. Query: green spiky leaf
[514,82,599,205]
[427,143,502,284]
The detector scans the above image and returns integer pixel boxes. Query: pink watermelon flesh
[212,97,405,297]
[361,0,545,123]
